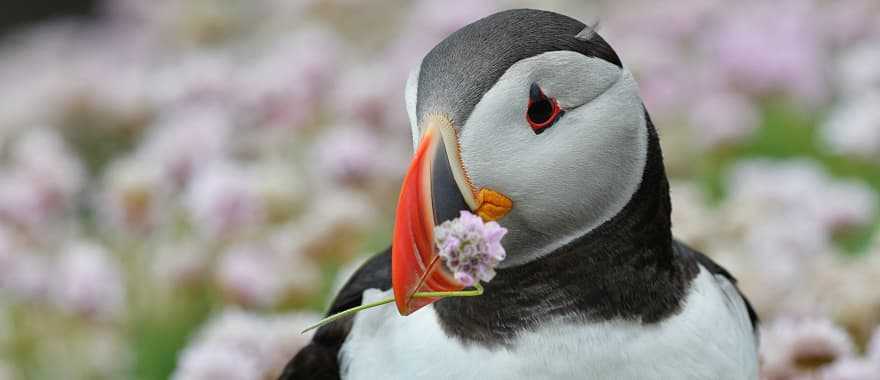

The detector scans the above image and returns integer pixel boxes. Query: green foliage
[698,101,880,255]
[130,286,215,380]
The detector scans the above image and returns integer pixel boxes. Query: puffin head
[392,9,652,315]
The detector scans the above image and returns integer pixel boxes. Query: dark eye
[526,83,563,134]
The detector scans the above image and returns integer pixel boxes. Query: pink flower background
[0,0,879,379]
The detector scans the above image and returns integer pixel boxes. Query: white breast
[340,267,758,380]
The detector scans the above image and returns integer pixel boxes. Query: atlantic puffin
[281,9,759,380]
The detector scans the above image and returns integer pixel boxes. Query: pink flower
[669,182,714,245]
[727,159,876,247]
[149,52,239,107]
[821,92,880,160]
[0,227,15,277]
[760,317,855,379]
[184,162,265,239]
[215,240,320,308]
[604,0,719,42]
[610,32,708,123]
[311,125,398,185]
[406,0,498,40]
[0,172,54,232]
[0,128,84,232]
[138,105,233,187]
[150,239,211,288]
[820,358,880,380]
[9,128,84,201]
[688,91,760,148]
[331,63,402,129]
[172,310,269,380]
[4,253,50,303]
[289,190,379,263]
[434,211,507,286]
[869,326,880,362]
[99,158,170,234]
[0,229,49,303]
[172,345,262,380]
[263,312,323,377]
[236,28,341,129]
[51,241,126,321]
[216,243,287,308]
[821,180,878,231]
[699,0,826,104]
[819,0,879,45]
[834,42,880,98]
[172,309,320,379]
[366,0,499,132]
[251,161,307,224]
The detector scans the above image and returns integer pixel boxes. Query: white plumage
[340,266,758,380]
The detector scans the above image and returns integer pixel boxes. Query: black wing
[279,248,392,380]
[674,240,759,332]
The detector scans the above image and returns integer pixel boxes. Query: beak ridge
[391,124,462,315]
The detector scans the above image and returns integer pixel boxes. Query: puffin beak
[392,115,512,315]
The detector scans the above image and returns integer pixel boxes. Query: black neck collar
[434,111,698,347]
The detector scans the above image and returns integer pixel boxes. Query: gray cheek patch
[459,52,647,266]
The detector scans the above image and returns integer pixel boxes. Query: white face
[406,51,648,266]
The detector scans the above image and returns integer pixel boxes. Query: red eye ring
[526,83,563,134]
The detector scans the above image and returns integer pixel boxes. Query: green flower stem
[412,282,484,298]
[301,297,395,333]
[301,283,485,333]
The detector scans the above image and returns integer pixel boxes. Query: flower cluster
[759,317,880,379]
[171,309,320,380]
[435,211,508,286]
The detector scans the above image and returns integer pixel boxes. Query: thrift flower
[172,345,262,380]
[434,211,508,286]
[51,241,126,321]
[760,317,855,379]
[216,243,287,308]
[185,162,265,239]
[821,92,880,160]
[99,157,169,234]
[171,309,319,379]
[687,91,759,148]
[869,326,880,362]
[834,41,880,97]
[821,358,880,380]
[139,105,233,187]
[0,248,50,303]
[311,125,385,185]
[216,239,321,308]
[150,240,210,289]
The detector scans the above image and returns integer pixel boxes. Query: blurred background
[0,0,878,379]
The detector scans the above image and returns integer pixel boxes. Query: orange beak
[391,115,511,316]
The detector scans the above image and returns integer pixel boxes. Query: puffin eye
[526,83,563,135]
